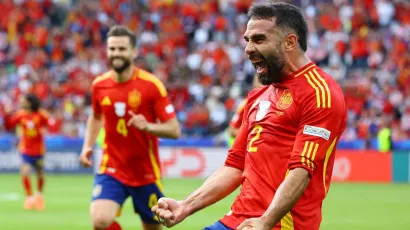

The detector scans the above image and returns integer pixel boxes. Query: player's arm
[179,119,248,215]
[146,117,180,139]
[128,82,180,139]
[228,99,247,137]
[152,116,248,227]
[79,86,103,167]
[242,92,345,229]
[3,111,20,131]
[82,113,103,152]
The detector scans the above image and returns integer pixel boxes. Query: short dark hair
[107,25,137,47]
[25,94,41,112]
[247,2,308,52]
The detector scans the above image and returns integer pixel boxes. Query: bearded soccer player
[4,94,49,211]
[152,3,347,230]
[79,25,180,230]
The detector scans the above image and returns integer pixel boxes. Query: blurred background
[0,0,409,229]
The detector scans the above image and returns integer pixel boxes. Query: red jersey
[229,99,247,130]
[91,68,176,187]
[222,63,347,230]
[5,109,49,156]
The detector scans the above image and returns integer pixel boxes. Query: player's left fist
[127,111,150,132]
[237,217,271,230]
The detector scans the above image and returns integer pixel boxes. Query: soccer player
[4,94,49,211]
[152,3,347,230]
[79,25,180,230]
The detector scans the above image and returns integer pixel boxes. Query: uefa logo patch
[303,125,331,140]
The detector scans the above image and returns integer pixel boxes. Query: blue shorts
[203,221,232,230]
[21,154,44,168]
[91,174,164,224]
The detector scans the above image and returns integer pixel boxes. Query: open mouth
[252,60,267,75]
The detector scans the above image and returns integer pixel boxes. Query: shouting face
[244,19,286,85]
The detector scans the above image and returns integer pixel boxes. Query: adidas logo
[101,96,111,106]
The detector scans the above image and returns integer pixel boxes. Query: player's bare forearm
[82,114,103,151]
[261,168,310,228]
[147,118,180,139]
[180,166,242,217]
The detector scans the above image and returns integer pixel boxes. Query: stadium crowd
[0,0,409,144]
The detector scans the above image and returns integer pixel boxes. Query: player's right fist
[79,148,93,168]
[151,197,186,228]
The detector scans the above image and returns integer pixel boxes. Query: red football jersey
[5,109,49,156]
[221,63,347,230]
[91,68,176,187]
[229,99,247,130]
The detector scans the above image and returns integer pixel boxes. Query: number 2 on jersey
[116,118,128,137]
[248,124,263,152]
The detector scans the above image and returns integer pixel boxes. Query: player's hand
[79,148,93,168]
[237,217,271,230]
[127,111,150,132]
[151,198,187,228]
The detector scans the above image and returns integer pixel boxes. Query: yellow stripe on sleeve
[308,71,326,108]
[138,69,167,97]
[301,142,309,166]
[304,74,321,108]
[313,69,331,108]
[310,143,319,168]
[306,142,314,168]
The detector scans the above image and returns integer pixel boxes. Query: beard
[110,57,131,74]
[252,44,286,85]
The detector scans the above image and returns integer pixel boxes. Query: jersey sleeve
[39,110,50,127]
[229,99,247,129]
[152,83,176,123]
[224,100,250,171]
[91,84,102,116]
[288,92,344,177]
[4,111,21,130]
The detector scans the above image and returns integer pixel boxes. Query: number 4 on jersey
[116,118,128,137]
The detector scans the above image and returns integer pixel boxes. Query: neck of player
[114,65,135,83]
[282,52,311,77]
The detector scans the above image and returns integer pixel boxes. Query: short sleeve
[152,83,176,123]
[229,99,247,129]
[39,110,50,127]
[224,100,250,171]
[91,85,102,116]
[288,93,346,176]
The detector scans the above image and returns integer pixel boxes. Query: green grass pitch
[0,174,409,230]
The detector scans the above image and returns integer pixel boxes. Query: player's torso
[243,85,299,192]
[95,79,156,136]
[18,112,46,155]
[93,75,160,185]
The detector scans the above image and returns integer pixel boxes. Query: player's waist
[100,171,160,187]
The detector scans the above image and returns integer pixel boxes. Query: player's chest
[247,87,299,134]
[20,116,40,129]
[97,87,151,117]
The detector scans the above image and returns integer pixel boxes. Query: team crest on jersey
[128,90,141,109]
[114,102,126,117]
[256,101,271,121]
[276,89,293,110]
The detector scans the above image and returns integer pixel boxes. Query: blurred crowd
[0,0,409,145]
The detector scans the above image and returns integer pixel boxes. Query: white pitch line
[0,193,21,202]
